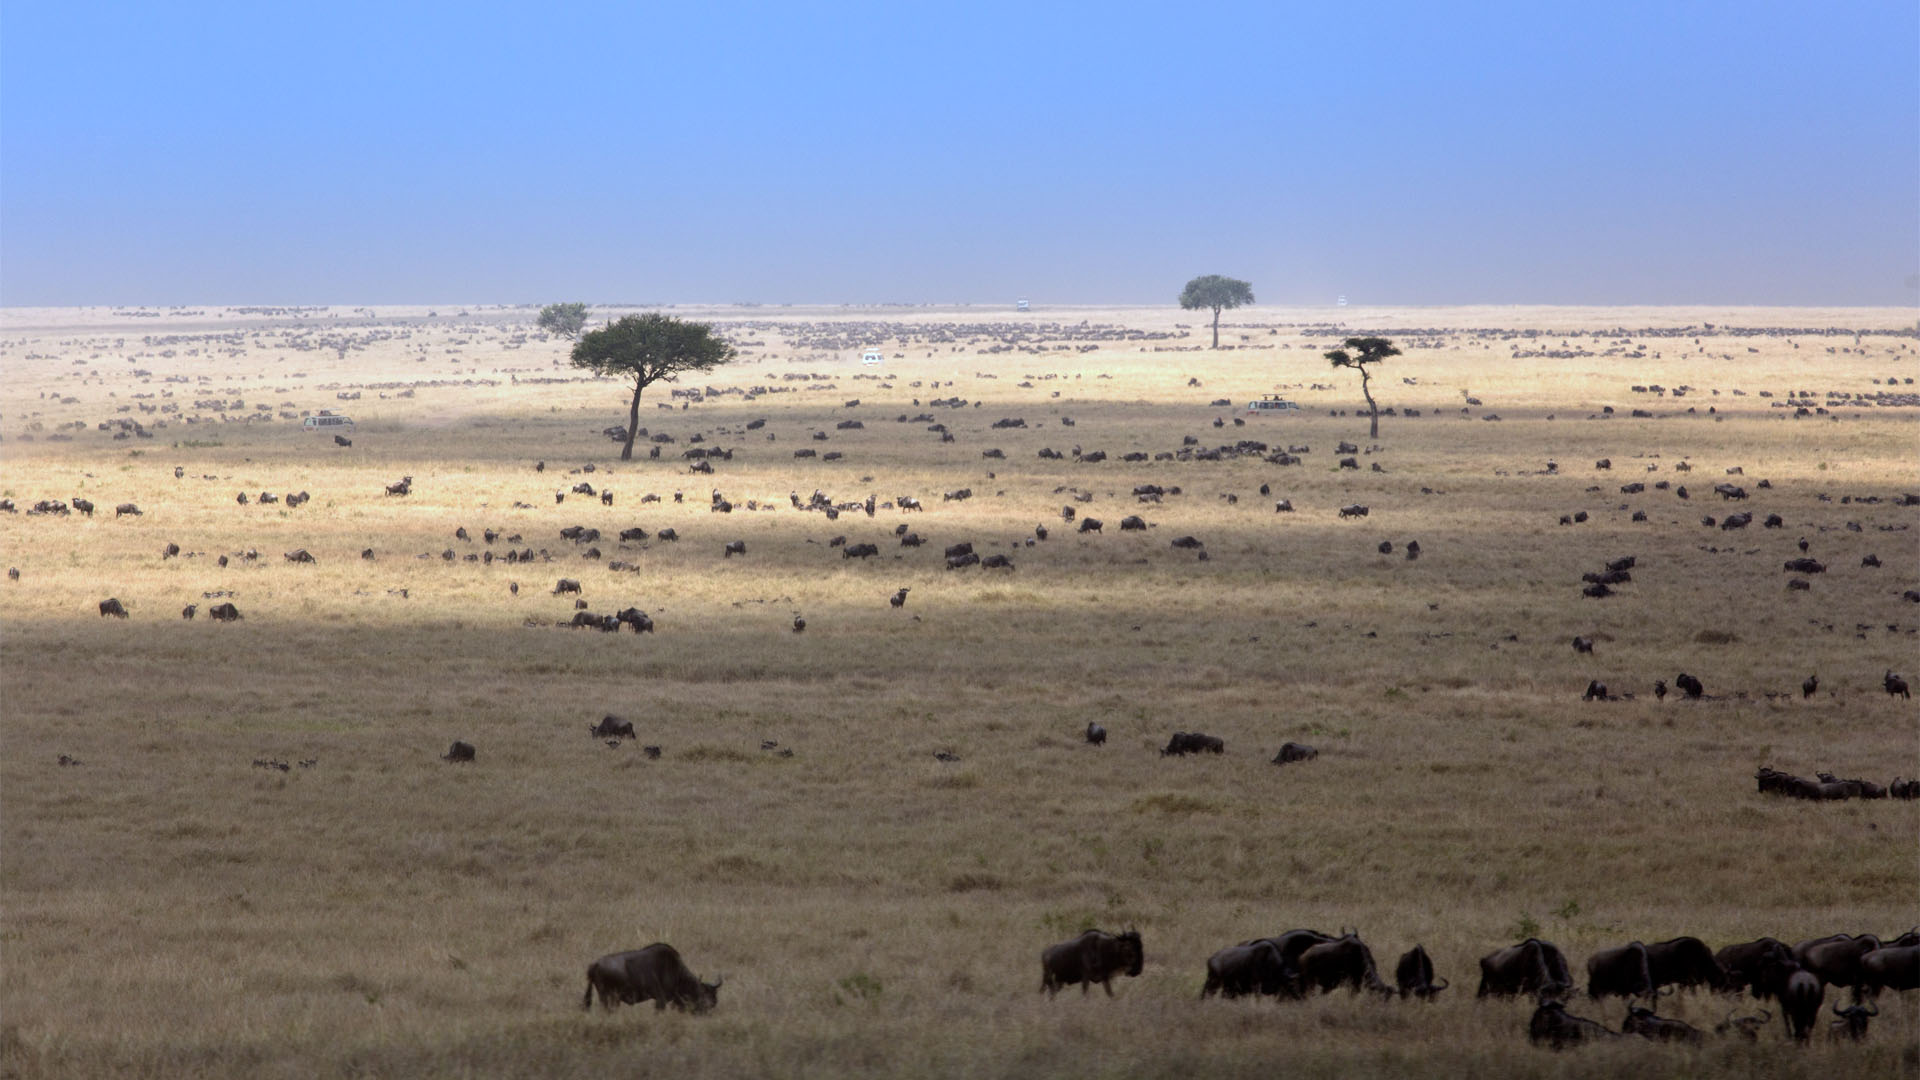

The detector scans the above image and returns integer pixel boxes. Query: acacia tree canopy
[537,302,589,338]
[1324,336,1402,439]
[571,314,736,460]
[1178,275,1254,349]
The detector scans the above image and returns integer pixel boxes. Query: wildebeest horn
[1430,977,1449,990]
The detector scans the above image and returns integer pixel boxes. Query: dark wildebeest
[1271,742,1317,764]
[385,476,412,496]
[1716,938,1793,998]
[1202,940,1294,999]
[583,944,721,1012]
[1162,732,1224,756]
[723,540,746,558]
[1120,515,1147,531]
[98,598,128,618]
[1829,1002,1877,1042]
[1571,636,1594,654]
[443,741,475,763]
[590,715,635,739]
[1886,671,1910,698]
[1300,933,1394,997]
[1169,535,1204,550]
[1758,953,1825,1042]
[1085,722,1106,745]
[1078,517,1102,533]
[1675,672,1704,698]
[115,502,142,517]
[1796,933,1881,1002]
[209,602,241,622]
[619,527,647,542]
[1586,942,1655,1000]
[656,528,678,542]
[334,434,351,446]
[71,498,95,517]
[1040,929,1144,998]
[284,549,315,564]
[1339,504,1369,518]
[1621,1005,1703,1044]
[1803,673,1818,698]
[1645,936,1727,994]
[944,542,974,559]
[181,604,197,620]
[1478,939,1574,998]
[1715,1008,1771,1041]
[1582,680,1608,702]
[890,588,909,608]
[842,543,879,559]
[1857,944,1919,994]
[945,552,979,570]
[1529,999,1616,1049]
[981,554,1013,569]
[1394,945,1449,1000]
[553,579,582,595]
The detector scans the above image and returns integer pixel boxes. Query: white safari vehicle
[1246,395,1301,414]
[861,348,883,366]
[303,411,355,432]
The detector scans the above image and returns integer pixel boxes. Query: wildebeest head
[1715,1008,1770,1041]
[1830,1001,1876,1042]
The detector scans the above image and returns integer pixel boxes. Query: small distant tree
[571,314,737,460]
[1324,336,1402,439]
[537,302,589,339]
[1178,275,1255,349]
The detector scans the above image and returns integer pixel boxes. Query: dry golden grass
[2,304,1917,1078]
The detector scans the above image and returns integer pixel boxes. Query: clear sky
[3,1,1916,307]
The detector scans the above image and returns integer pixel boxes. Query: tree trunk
[620,380,643,460]
[1360,367,1379,439]
[1211,307,1222,349]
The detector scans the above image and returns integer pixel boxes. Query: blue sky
[3,1,1915,306]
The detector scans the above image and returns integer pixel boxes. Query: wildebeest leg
[583,974,596,1011]
[1102,977,1114,998]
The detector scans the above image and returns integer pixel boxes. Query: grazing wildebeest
[115,502,142,517]
[1169,535,1204,550]
[98,598,128,618]
[181,604,197,620]
[590,715,635,739]
[1394,945,1448,1000]
[284,549,315,564]
[1571,636,1594,654]
[981,554,1014,569]
[722,540,746,558]
[656,528,678,542]
[442,741,476,763]
[890,587,909,608]
[1885,671,1910,698]
[1582,680,1608,702]
[334,434,351,446]
[1621,1006,1703,1044]
[1299,933,1394,997]
[1040,929,1144,998]
[1202,940,1294,999]
[1529,998,1616,1049]
[209,602,241,622]
[1271,742,1317,764]
[553,579,581,595]
[1338,504,1368,518]
[1078,517,1102,533]
[1586,942,1654,1000]
[842,542,879,559]
[1120,515,1147,531]
[1829,1002,1878,1041]
[615,608,654,633]
[1715,1008,1772,1041]
[583,944,721,1013]
[1477,939,1573,998]
[619,528,647,542]
[1796,933,1881,1001]
[1161,732,1224,755]
[1645,936,1726,994]
[900,532,923,547]
[1085,722,1106,745]
[1857,945,1919,993]
[1675,673,1704,698]
[945,552,979,569]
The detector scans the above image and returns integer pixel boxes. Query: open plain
[2,303,1916,1078]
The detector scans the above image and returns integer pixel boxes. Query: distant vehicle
[861,348,883,366]
[1017,298,1030,312]
[303,412,355,431]
[1246,395,1301,413]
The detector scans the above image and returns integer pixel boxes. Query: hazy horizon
[4,2,1916,309]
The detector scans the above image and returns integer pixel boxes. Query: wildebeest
[1529,998,1616,1049]
[615,608,655,633]
[1586,942,1654,1000]
[98,598,128,618]
[553,579,581,595]
[1120,515,1147,531]
[1675,672,1704,698]
[1621,1006,1703,1044]
[334,434,352,446]
[981,554,1013,569]
[1886,671,1910,698]
[1582,680,1609,702]
[1394,945,1449,1000]
[1644,936,1727,994]
[1796,933,1881,1001]
[115,502,142,517]
[1478,939,1574,998]
[209,602,242,622]
[842,542,879,559]
[889,587,909,608]
[181,604,197,620]
[1299,933,1394,997]
[1271,742,1317,764]
[1758,953,1825,1042]
[569,610,614,630]
[1201,940,1294,999]
[284,549,315,564]
[384,476,412,496]
[1572,636,1594,653]
[442,741,475,763]
[1714,1008,1771,1041]
[71,498,95,517]
[945,552,979,570]
[656,528,678,542]
[1040,929,1144,998]
[1085,722,1106,745]
[582,943,721,1012]
[1858,944,1919,993]
[1829,1002,1877,1041]
[590,715,635,739]
[1078,517,1102,533]
[721,540,746,558]
[1802,673,1818,698]
[1162,732,1224,755]
[1169,535,1204,550]
[1584,583,1615,598]
[1339,504,1369,518]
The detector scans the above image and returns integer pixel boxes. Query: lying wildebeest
[946,552,979,570]
[1621,1005,1703,1044]
[981,554,1013,569]
[284,549,315,564]
[443,741,475,763]
[209,602,241,622]
[1715,1008,1771,1041]
[1202,940,1294,999]
[1675,672,1704,698]
[115,502,142,517]
[1120,515,1147,531]
[1078,517,1102,533]
[1040,929,1143,998]
[1338,504,1368,518]
[1271,742,1317,764]
[1886,671,1910,698]
[1645,936,1727,994]
[583,943,721,1012]
[1830,1002,1877,1042]
[1162,732,1224,756]
[1085,722,1106,745]
[842,542,879,559]
[1299,933,1394,997]
[1478,939,1573,998]
[590,715,635,739]
[1858,944,1919,993]
[1582,583,1613,598]
[1529,998,1616,1049]
[1395,945,1449,1000]
[553,579,581,595]
[1586,942,1654,1000]
[385,476,412,496]
[99,598,128,618]
[1717,938,1794,997]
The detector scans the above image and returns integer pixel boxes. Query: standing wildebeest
[583,944,721,1012]
[98,598,128,618]
[1162,732,1224,756]
[842,542,879,560]
[1582,680,1609,702]
[1300,933,1394,997]
[1758,954,1825,1042]
[181,604,197,620]
[1857,944,1919,994]
[1675,672,1704,698]
[209,602,242,622]
[553,579,581,595]
[1644,936,1727,993]
[1394,945,1449,1000]
[1716,938,1793,998]
[1077,517,1102,533]
[1586,942,1655,1000]
[1040,929,1144,998]
[115,502,142,517]
[889,587,909,608]
[723,540,746,558]
[1202,940,1294,999]
[1085,722,1106,746]
[384,476,412,496]
[1886,671,1911,698]
[1478,939,1573,998]
[1529,999,1616,1049]
[1339,503,1369,518]
[71,498,95,517]
[1802,673,1818,698]
[590,715,635,739]
[1796,933,1881,1002]
[1119,515,1147,531]
[1829,1002,1877,1042]
[442,741,475,763]
[1621,1005,1703,1044]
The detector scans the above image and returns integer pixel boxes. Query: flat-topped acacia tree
[1324,336,1402,439]
[1178,275,1254,349]
[571,314,737,461]
[536,302,589,339]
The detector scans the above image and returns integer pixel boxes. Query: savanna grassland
[2,303,1916,1079]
